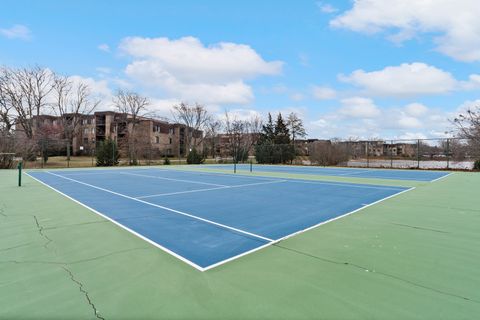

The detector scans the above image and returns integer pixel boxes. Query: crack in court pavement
[273,244,480,305]
[43,219,109,231]
[0,204,7,217]
[0,242,34,252]
[0,247,151,266]
[61,266,105,320]
[391,223,450,234]
[33,215,53,249]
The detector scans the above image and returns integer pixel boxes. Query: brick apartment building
[19,111,203,158]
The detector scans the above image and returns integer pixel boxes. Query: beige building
[20,111,203,158]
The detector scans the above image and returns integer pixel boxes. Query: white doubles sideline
[26,168,416,271]
[45,171,274,245]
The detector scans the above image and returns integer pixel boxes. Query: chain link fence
[303,138,479,170]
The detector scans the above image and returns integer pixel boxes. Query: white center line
[119,171,229,187]
[137,179,287,199]
[46,171,274,243]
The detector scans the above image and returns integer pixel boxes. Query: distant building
[16,111,203,157]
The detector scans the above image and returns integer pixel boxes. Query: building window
[169,137,172,144]
[155,136,160,144]
[169,128,174,135]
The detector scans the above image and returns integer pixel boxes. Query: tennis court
[27,168,410,270]
[204,163,451,181]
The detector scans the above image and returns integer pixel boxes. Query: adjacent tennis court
[204,163,451,181]
[27,167,410,270]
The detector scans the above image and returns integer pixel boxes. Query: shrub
[186,148,204,164]
[96,138,120,166]
[474,159,480,171]
[163,156,171,165]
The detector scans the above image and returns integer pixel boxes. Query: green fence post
[446,138,450,169]
[234,162,237,173]
[17,161,22,187]
[250,159,253,172]
[417,139,420,169]
[390,140,393,168]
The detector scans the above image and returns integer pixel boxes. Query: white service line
[46,171,274,243]
[25,172,207,271]
[118,171,228,187]
[201,186,417,271]
[136,179,287,199]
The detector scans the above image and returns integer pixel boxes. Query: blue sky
[1,0,479,139]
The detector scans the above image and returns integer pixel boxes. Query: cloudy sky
[1,0,479,139]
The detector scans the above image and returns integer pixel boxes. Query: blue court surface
[204,164,451,182]
[27,168,411,271]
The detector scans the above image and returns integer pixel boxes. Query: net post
[250,159,252,172]
[17,161,22,187]
[234,162,236,173]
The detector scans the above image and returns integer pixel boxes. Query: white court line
[137,180,287,199]
[430,172,454,183]
[26,170,415,272]
[202,186,417,271]
[25,172,207,272]
[284,179,405,191]
[118,171,228,187]
[152,167,410,190]
[46,171,273,244]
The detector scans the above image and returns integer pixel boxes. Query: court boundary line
[136,179,286,199]
[149,167,410,190]
[118,171,229,187]
[26,170,415,272]
[25,172,207,271]
[200,164,449,182]
[45,171,274,243]
[430,172,454,183]
[201,186,416,271]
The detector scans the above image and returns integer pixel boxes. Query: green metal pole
[417,139,420,169]
[18,161,22,187]
[250,159,253,172]
[234,162,236,173]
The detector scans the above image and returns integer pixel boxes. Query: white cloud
[338,97,381,118]
[68,75,113,109]
[98,44,110,52]
[119,36,283,105]
[317,2,338,14]
[404,103,428,117]
[0,24,31,40]
[290,93,304,101]
[339,63,457,97]
[312,86,336,100]
[330,0,480,62]
[309,98,454,139]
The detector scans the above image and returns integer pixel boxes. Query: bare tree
[223,112,262,162]
[113,90,149,165]
[454,106,480,143]
[0,69,14,132]
[51,75,99,160]
[204,118,222,158]
[287,112,306,144]
[1,66,53,138]
[171,102,210,155]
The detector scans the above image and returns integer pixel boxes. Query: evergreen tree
[96,138,120,166]
[274,113,290,145]
[255,112,295,164]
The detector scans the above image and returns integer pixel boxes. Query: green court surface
[1,168,479,319]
